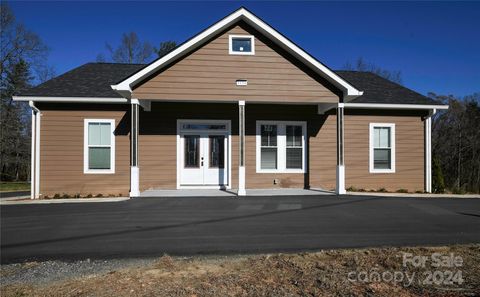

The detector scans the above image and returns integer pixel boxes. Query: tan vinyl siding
[38,104,130,197]
[344,112,425,192]
[132,23,340,103]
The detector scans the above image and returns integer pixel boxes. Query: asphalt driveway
[1,195,480,263]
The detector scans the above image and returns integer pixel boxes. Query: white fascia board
[13,96,129,103]
[239,9,362,98]
[111,8,363,99]
[344,103,449,110]
[111,9,246,93]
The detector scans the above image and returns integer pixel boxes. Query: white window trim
[84,119,115,174]
[229,34,255,55]
[256,121,306,173]
[369,123,395,173]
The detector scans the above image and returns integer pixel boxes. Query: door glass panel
[184,135,200,168]
[209,135,225,168]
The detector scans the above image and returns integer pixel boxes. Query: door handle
[201,157,204,167]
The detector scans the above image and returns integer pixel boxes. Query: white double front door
[178,121,230,188]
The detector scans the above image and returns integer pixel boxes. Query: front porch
[128,101,346,197]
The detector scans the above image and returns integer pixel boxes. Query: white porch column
[130,101,140,197]
[424,109,435,193]
[336,103,346,195]
[238,100,246,196]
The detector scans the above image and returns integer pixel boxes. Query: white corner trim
[255,121,307,174]
[29,101,41,199]
[424,108,436,193]
[84,119,116,174]
[13,96,129,103]
[369,123,396,174]
[229,34,255,55]
[111,8,362,99]
[344,103,449,110]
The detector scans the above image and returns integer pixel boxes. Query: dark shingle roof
[336,71,440,105]
[19,63,442,106]
[19,63,145,98]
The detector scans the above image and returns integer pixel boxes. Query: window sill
[256,169,305,174]
[229,51,255,55]
[369,169,395,174]
[84,169,115,174]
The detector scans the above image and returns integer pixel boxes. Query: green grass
[0,182,30,192]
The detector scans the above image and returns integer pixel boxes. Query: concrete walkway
[140,188,334,197]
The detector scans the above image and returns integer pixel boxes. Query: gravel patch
[1,258,155,286]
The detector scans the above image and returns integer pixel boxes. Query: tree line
[1,4,479,193]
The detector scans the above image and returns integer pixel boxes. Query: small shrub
[62,193,70,199]
[452,187,466,195]
[396,189,408,193]
[357,188,367,192]
[86,193,93,198]
[95,193,103,198]
[43,195,50,199]
[346,186,357,192]
[377,188,388,193]
[108,194,115,198]
[73,193,81,198]
[53,193,61,199]
[415,190,424,194]
[368,189,376,192]
[118,193,124,197]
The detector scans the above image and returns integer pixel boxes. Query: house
[13,7,448,199]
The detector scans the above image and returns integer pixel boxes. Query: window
[286,125,303,169]
[229,35,255,55]
[260,124,278,169]
[369,123,395,173]
[256,121,306,173]
[84,119,115,174]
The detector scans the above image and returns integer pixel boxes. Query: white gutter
[13,96,128,103]
[29,101,41,199]
[343,103,449,110]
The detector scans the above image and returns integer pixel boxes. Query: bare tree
[155,41,177,58]
[0,3,51,181]
[0,3,49,80]
[343,57,402,84]
[430,92,480,193]
[104,32,154,64]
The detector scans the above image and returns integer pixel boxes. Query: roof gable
[132,22,341,103]
[111,7,363,100]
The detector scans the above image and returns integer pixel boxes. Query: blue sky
[9,1,480,97]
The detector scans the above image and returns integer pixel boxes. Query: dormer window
[229,35,255,55]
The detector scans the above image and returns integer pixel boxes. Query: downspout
[29,101,41,199]
[425,108,437,193]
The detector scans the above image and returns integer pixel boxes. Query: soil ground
[1,244,479,296]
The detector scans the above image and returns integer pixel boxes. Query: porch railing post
[336,103,346,195]
[130,100,140,197]
[238,100,246,196]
